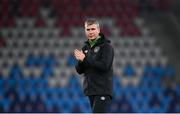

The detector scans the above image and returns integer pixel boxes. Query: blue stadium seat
[0,98,10,112]
[44,98,54,111]
[25,54,36,67]
[176,86,180,96]
[132,101,148,113]
[57,97,73,113]
[123,64,136,76]
[161,96,171,112]
[108,100,121,113]
[174,103,180,113]
[152,64,165,77]
[67,54,77,67]
[0,79,4,90]
[37,55,46,67]
[72,97,90,113]
[45,54,58,67]
[6,78,16,87]
[68,75,82,90]
[164,64,175,78]
[35,78,48,89]
[140,76,161,88]
[9,64,22,78]
[41,66,54,77]
[26,54,58,67]
[78,99,91,113]
[143,64,153,76]
[113,75,121,97]
[140,86,151,101]
[38,90,47,103]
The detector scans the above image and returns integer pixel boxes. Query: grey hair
[84,18,100,28]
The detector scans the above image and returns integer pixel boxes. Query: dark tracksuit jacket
[75,33,114,98]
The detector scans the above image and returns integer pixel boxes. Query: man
[74,18,114,113]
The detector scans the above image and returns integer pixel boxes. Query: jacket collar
[85,33,111,48]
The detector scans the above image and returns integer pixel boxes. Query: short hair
[84,18,100,28]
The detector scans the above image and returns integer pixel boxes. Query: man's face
[85,23,100,40]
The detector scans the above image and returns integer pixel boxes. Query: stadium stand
[0,0,179,113]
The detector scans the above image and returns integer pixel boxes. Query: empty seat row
[115,47,162,57]
[114,56,168,68]
[1,28,62,38]
[112,38,158,47]
[3,35,157,49]
[5,38,82,49]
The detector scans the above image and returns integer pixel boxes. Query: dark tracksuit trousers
[88,95,111,113]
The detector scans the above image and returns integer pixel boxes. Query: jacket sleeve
[83,44,114,72]
[75,60,85,74]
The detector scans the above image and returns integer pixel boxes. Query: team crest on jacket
[94,46,100,53]
[84,50,88,53]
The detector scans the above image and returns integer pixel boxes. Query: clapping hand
[74,49,85,61]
